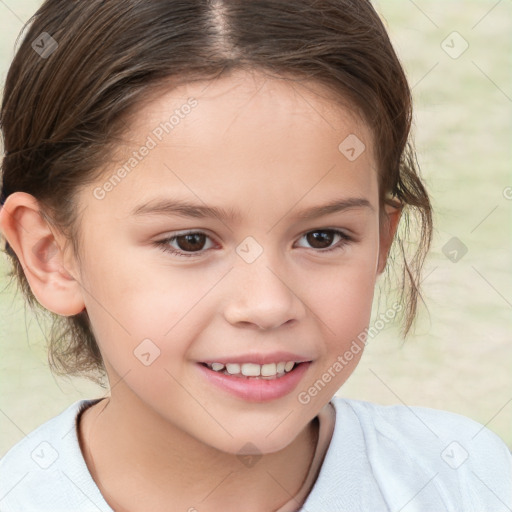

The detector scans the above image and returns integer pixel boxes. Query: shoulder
[332,396,509,447]
[0,398,111,512]
[327,397,512,511]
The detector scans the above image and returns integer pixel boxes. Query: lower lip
[197,362,311,402]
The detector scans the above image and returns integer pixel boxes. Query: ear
[0,192,85,316]
[376,200,402,275]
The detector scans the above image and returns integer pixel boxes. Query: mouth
[197,360,312,402]
[199,360,302,379]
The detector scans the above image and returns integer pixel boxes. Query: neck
[78,389,320,512]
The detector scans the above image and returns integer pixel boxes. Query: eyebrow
[131,196,374,222]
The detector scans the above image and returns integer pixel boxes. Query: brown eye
[155,231,215,257]
[305,230,336,249]
[296,229,352,253]
[175,233,207,252]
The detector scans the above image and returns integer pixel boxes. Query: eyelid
[154,230,217,258]
[294,228,353,251]
[154,227,354,258]
[295,225,354,241]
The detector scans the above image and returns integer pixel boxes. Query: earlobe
[0,192,85,316]
[377,202,402,275]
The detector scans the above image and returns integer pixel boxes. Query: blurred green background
[1,0,511,457]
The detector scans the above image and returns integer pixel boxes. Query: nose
[222,253,306,330]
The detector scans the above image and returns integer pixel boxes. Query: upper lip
[200,352,313,365]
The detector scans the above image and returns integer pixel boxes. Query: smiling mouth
[197,360,312,402]
[199,361,305,380]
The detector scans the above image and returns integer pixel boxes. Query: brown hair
[0,0,432,386]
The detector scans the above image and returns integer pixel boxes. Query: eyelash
[154,229,353,258]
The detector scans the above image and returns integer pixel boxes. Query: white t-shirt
[0,397,511,511]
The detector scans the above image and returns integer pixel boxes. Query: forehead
[130,69,374,156]
[83,70,378,223]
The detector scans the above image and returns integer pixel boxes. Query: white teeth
[241,363,260,377]
[206,361,298,377]
[225,363,240,374]
[284,361,295,372]
[261,363,277,376]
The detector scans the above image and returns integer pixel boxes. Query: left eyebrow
[292,197,375,220]
[130,196,374,222]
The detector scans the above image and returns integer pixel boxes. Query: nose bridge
[223,239,304,329]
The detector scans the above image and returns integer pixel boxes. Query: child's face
[67,70,392,453]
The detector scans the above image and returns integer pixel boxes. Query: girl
[0,1,510,511]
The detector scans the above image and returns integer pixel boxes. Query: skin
[0,69,401,511]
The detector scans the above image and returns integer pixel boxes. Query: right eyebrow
[131,197,242,223]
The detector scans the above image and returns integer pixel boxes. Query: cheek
[297,241,378,393]
[79,251,220,378]
[305,246,379,339]
[294,266,374,411]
